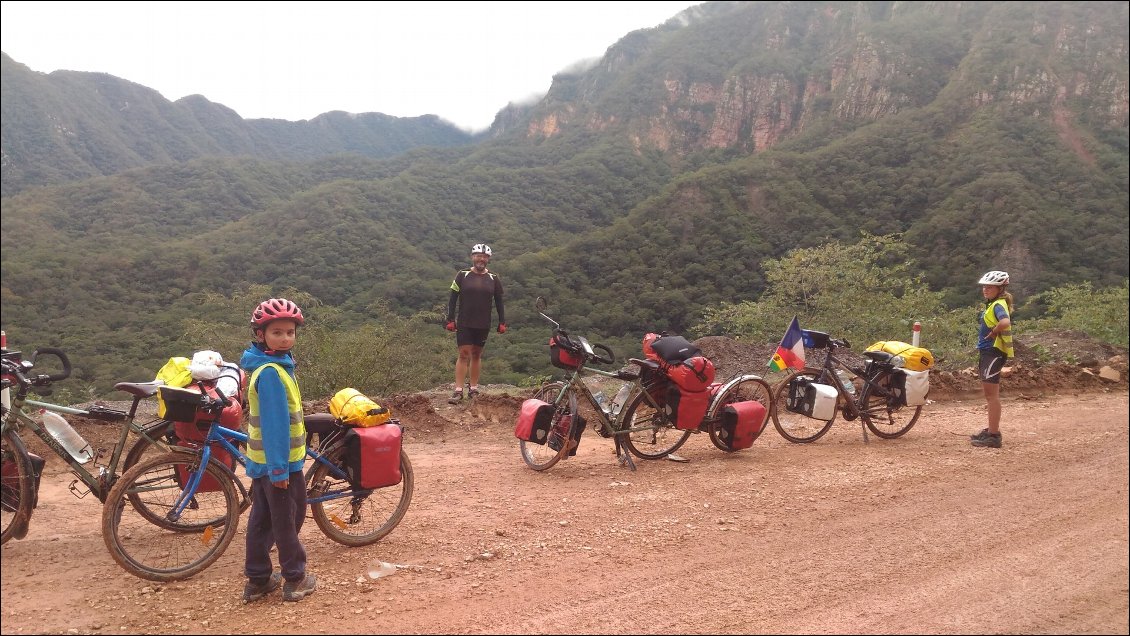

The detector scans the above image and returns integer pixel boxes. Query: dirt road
[2,390,1127,635]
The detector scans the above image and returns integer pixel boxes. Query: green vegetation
[697,235,1129,369]
[1,1,1126,399]
[177,286,452,402]
[1022,281,1130,348]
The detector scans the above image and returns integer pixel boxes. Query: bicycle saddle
[113,380,164,398]
[863,350,895,363]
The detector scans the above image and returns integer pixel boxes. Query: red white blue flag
[768,316,806,371]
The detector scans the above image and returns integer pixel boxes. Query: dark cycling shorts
[978,348,1008,384]
[456,327,489,348]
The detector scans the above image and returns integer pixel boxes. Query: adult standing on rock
[445,243,507,404]
[971,270,1013,448]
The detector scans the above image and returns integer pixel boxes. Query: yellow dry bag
[865,341,935,371]
[329,388,391,427]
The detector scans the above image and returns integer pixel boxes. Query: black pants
[245,472,307,584]
[978,348,1007,384]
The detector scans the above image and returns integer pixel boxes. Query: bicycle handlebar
[196,380,233,414]
[30,348,72,382]
[538,303,616,366]
[1,347,72,389]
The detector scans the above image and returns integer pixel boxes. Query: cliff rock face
[522,1,1128,156]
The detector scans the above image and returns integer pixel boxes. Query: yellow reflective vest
[982,298,1014,358]
[247,363,306,465]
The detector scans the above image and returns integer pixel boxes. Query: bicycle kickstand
[614,438,637,472]
[860,419,870,445]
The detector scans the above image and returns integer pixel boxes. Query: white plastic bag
[189,350,224,380]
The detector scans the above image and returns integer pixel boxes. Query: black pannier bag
[547,413,586,456]
[785,375,837,420]
[639,365,669,407]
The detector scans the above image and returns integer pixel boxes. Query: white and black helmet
[978,270,1010,286]
[471,243,492,256]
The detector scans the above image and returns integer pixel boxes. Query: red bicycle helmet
[250,298,305,329]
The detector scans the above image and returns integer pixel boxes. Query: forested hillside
[0,52,475,197]
[1,1,1126,396]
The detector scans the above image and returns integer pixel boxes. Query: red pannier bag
[514,398,555,444]
[665,387,712,431]
[161,382,242,492]
[715,400,767,451]
[343,424,403,489]
[664,356,715,392]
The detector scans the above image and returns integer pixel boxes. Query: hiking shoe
[242,572,281,603]
[282,574,317,602]
[970,428,991,441]
[971,433,1002,448]
[447,390,463,404]
[468,386,480,398]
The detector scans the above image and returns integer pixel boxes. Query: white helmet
[471,243,492,256]
[978,270,1010,286]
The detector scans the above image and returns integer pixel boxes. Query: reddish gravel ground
[2,332,1127,635]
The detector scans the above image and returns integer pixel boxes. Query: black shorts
[978,348,1008,384]
[456,327,489,348]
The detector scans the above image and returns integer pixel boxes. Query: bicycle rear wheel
[2,429,33,544]
[102,450,240,582]
[619,390,690,459]
[307,443,414,547]
[860,369,923,439]
[771,369,837,443]
[123,418,177,471]
[707,376,772,452]
[519,382,576,471]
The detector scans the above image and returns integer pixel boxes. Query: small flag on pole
[768,316,806,372]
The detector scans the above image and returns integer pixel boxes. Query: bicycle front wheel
[619,390,690,460]
[2,429,33,544]
[307,444,414,547]
[102,450,240,582]
[860,369,923,439]
[707,376,772,452]
[519,382,576,471]
[771,369,837,443]
[123,420,249,531]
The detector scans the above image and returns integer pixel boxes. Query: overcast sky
[1,1,703,132]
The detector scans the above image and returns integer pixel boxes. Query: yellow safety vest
[247,363,306,465]
[982,298,1014,358]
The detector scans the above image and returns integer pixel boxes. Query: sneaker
[282,574,317,602]
[242,572,282,603]
[970,428,991,441]
[468,386,480,398]
[971,433,1002,448]
[447,390,463,404]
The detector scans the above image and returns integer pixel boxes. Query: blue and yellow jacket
[240,343,306,483]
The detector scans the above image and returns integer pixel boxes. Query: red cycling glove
[445,321,457,332]
[497,323,508,334]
